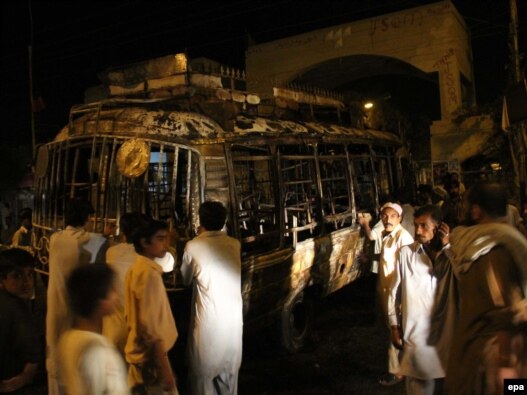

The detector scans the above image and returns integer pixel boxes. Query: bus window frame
[317,143,354,229]
[348,143,379,214]
[277,143,324,246]
[228,143,281,255]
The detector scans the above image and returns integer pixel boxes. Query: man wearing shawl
[446,183,527,394]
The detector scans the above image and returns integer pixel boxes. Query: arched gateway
[246,1,474,121]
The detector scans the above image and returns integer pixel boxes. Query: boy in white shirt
[58,263,129,395]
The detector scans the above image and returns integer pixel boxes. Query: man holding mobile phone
[387,204,452,395]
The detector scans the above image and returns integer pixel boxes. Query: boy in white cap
[359,202,414,386]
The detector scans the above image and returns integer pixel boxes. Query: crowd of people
[0,199,242,395]
[1,175,527,395]
[359,176,527,395]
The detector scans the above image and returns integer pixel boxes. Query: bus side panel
[242,248,295,326]
[324,226,364,295]
[240,224,364,328]
[292,226,365,299]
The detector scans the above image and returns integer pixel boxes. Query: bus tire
[281,290,314,353]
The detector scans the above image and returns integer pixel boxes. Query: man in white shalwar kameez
[388,205,452,395]
[103,212,141,354]
[46,199,107,395]
[181,202,243,395]
[359,202,413,386]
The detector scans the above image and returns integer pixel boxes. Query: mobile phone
[432,221,444,249]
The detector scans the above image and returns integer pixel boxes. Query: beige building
[246,1,495,174]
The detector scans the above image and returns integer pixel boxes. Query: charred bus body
[32,54,412,351]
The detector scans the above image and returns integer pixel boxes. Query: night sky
[1,0,525,146]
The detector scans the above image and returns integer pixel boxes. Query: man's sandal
[378,373,404,386]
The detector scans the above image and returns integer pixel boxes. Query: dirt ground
[236,274,405,395]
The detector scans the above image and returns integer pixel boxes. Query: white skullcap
[380,202,403,216]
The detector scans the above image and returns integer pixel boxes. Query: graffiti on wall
[433,48,458,105]
[325,26,352,48]
[369,2,450,37]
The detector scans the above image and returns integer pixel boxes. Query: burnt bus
[32,54,410,351]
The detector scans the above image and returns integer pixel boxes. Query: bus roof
[55,104,401,145]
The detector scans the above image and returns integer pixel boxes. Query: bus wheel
[281,291,314,353]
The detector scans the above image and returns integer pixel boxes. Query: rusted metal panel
[56,108,225,142]
[57,106,401,147]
